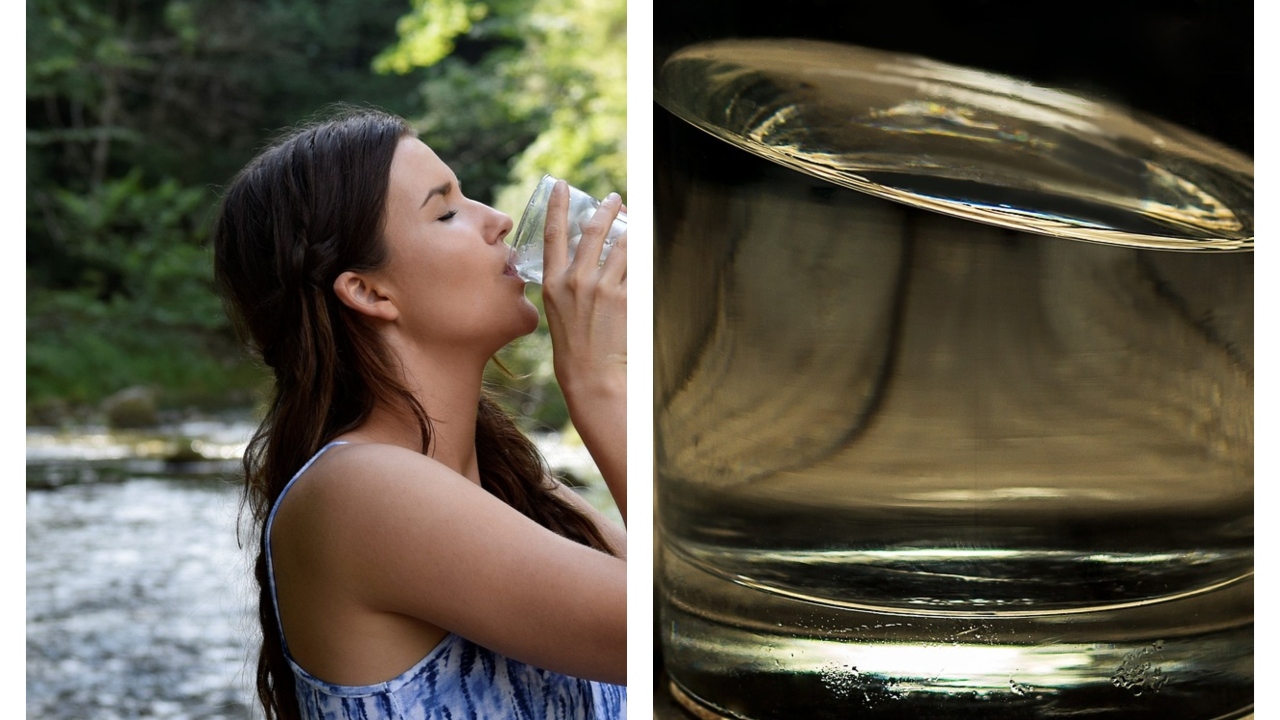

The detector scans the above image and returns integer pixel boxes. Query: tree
[26,0,423,414]
[375,0,626,210]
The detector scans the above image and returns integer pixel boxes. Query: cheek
[417,275,523,337]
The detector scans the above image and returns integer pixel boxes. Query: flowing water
[26,420,256,720]
[26,419,612,719]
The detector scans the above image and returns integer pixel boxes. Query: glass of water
[655,39,1253,720]
[508,174,628,284]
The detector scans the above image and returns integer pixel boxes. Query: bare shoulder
[274,441,627,684]
[273,441,492,571]
[296,441,466,504]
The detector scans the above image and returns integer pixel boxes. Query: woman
[212,108,627,720]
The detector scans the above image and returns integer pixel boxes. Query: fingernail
[605,192,621,204]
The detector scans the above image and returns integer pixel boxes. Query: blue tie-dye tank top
[265,441,627,720]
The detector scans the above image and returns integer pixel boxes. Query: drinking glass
[508,174,628,284]
[655,39,1253,719]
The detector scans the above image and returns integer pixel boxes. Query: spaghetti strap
[263,441,349,657]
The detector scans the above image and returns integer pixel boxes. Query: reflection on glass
[657,39,1253,249]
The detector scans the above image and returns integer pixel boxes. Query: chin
[515,300,540,337]
[491,300,540,347]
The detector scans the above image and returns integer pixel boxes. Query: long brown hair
[211,107,613,720]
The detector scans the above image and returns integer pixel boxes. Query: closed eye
[438,210,457,222]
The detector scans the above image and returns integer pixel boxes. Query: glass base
[660,546,1253,720]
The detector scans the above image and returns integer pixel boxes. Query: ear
[333,271,399,322]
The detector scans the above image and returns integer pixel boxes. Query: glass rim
[657,38,1254,252]
[510,174,559,250]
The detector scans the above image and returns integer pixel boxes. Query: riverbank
[26,418,615,518]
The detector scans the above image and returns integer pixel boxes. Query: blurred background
[26,0,624,717]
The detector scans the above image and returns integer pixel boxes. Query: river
[25,417,614,719]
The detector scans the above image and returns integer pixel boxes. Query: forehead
[387,136,453,202]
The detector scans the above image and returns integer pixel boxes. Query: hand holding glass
[508,175,628,284]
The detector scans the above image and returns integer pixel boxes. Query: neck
[345,338,492,485]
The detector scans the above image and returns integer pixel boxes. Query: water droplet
[1112,645,1168,696]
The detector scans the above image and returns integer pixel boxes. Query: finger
[600,228,626,285]
[572,192,622,273]
[543,179,571,277]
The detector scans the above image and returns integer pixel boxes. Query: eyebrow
[420,181,453,209]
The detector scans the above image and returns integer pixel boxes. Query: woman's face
[375,136,539,355]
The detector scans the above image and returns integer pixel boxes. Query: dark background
[654,0,1253,155]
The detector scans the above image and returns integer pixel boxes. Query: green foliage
[374,0,490,74]
[26,170,263,411]
[491,0,627,213]
[27,0,421,415]
[408,55,547,203]
[379,0,626,433]
[28,0,425,190]
[27,0,150,105]
[41,170,219,327]
[26,0,624,432]
[376,0,626,214]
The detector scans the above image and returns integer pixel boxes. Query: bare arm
[540,181,628,522]
[551,478,627,559]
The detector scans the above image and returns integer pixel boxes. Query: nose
[489,205,514,245]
